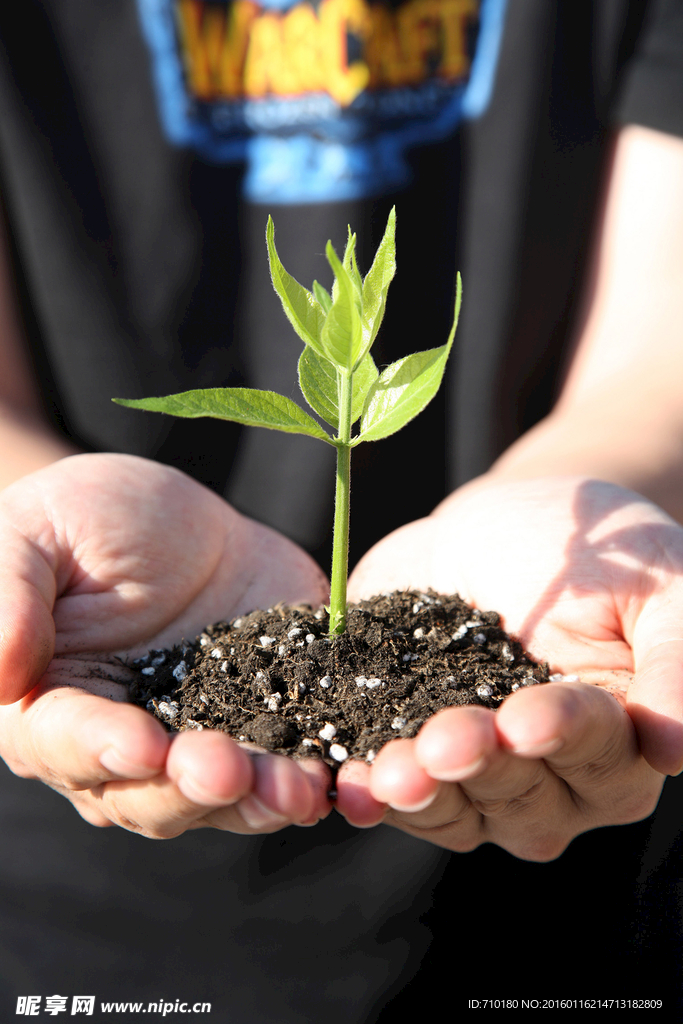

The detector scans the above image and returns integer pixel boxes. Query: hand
[0,453,332,836]
[335,476,680,859]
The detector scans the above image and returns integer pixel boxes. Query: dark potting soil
[128,591,549,765]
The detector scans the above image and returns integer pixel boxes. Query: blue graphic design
[136,0,507,203]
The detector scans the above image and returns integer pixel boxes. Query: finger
[335,758,387,827]
[497,682,662,820]
[347,518,434,600]
[411,704,593,860]
[2,685,170,789]
[413,705,499,782]
[627,638,683,775]
[369,738,440,812]
[230,749,318,832]
[0,518,56,704]
[413,706,565,848]
[366,738,482,848]
[166,729,254,807]
[414,703,551,807]
[80,735,323,838]
[295,757,334,825]
[91,729,253,837]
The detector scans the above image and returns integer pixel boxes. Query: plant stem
[329,370,353,636]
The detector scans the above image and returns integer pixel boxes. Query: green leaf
[342,227,362,295]
[113,388,334,444]
[351,351,380,423]
[358,207,396,364]
[298,347,379,430]
[312,280,332,314]
[298,347,338,427]
[321,241,363,370]
[266,217,326,355]
[355,273,462,444]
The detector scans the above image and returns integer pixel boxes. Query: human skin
[0,461,678,858]
[332,123,683,853]
[0,454,331,837]
[336,475,678,858]
[1,125,683,852]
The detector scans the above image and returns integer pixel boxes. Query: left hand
[335,476,682,859]
[0,453,332,837]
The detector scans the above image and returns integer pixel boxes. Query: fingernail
[236,794,289,830]
[99,748,156,779]
[427,755,487,782]
[389,790,438,813]
[511,737,564,757]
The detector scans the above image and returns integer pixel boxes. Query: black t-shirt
[1,1,683,1018]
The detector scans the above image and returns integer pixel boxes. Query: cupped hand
[335,476,681,858]
[0,453,332,836]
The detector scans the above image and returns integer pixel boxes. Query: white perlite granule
[157,701,179,721]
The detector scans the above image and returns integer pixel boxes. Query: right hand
[336,475,673,857]
[0,453,332,837]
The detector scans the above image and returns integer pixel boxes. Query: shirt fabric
[0,1,682,1018]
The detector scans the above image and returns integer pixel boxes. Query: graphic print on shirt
[137,0,506,202]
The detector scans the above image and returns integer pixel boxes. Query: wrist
[480,405,683,524]
[0,404,77,490]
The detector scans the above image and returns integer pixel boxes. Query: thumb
[348,517,435,601]
[627,640,683,776]
[0,517,56,704]
[628,590,683,775]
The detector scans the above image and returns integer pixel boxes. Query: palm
[8,454,325,663]
[351,476,683,695]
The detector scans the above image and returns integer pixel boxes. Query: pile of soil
[129,590,549,764]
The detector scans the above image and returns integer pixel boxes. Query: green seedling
[114,209,461,636]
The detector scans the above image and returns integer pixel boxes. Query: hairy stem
[329,371,353,636]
